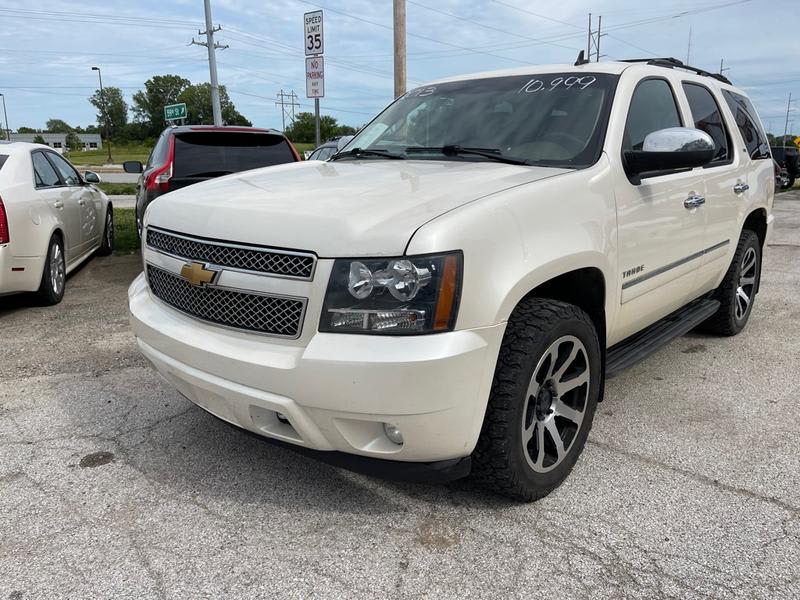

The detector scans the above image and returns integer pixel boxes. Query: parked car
[306,136,354,161]
[0,142,113,305]
[770,145,798,188]
[129,58,773,500]
[124,126,302,235]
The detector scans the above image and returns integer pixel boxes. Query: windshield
[172,132,295,178]
[309,145,337,161]
[344,73,618,167]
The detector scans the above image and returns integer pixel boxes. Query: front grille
[147,265,305,338]
[147,228,315,280]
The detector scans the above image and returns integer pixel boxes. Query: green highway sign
[164,103,187,121]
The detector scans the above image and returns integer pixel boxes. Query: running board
[605,298,720,378]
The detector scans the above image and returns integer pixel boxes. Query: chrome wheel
[735,246,757,321]
[105,210,114,248]
[522,335,590,473]
[50,242,65,296]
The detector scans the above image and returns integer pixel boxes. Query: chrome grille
[147,265,305,338]
[147,228,315,280]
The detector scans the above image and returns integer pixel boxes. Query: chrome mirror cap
[643,127,715,153]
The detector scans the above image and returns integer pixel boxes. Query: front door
[32,151,82,261]
[613,77,709,341]
[45,152,101,254]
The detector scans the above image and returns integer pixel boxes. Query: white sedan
[0,142,114,304]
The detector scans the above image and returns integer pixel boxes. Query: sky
[0,0,798,135]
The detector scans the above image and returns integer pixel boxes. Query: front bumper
[128,273,505,469]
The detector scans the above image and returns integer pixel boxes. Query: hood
[145,159,569,257]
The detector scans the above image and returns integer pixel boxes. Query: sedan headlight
[320,252,462,334]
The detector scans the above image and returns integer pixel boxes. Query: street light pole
[0,93,10,141]
[91,66,113,164]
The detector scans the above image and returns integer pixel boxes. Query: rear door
[32,151,81,260]
[613,76,710,340]
[679,81,742,293]
[46,152,101,253]
[169,131,297,191]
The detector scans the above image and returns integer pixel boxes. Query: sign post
[164,103,187,123]
[304,10,324,147]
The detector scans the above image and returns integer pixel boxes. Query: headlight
[320,252,462,335]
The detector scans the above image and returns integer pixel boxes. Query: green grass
[97,182,137,195]
[71,144,152,166]
[113,208,140,254]
[294,142,315,156]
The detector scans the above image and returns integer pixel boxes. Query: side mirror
[624,127,715,182]
[84,171,101,184]
[123,160,144,174]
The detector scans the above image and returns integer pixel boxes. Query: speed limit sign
[304,10,323,56]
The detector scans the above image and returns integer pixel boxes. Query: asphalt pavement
[1,192,799,599]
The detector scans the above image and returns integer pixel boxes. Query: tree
[284,112,355,144]
[178,83,251,126]
[17,126,38,134]
[33,134,46,144]
[89,86,128,140]
[46,119,72,133]
[65,131,83,154]
[132,74,191,136]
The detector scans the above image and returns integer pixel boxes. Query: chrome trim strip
[146,225,317,281]
[145,263,308,340]
[622,239,730,290]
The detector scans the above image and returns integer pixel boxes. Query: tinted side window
[147,132,171,169]
[682,83,730,164]
[722,90,771,160]
[0,155,7,171]
[623,79,682,151]
[46,152,81,186]
[32,152,61,187]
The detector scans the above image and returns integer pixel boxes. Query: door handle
[733,182,750,194]
[684,194,706,209]
[53,201,64,209]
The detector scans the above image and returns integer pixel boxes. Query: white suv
[129,59,774,500]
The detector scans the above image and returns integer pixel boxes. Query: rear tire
[701,229,761,336]
[471,298,601,501]
[97,206,114,256]
[36,235,66,306]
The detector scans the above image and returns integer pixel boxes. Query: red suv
[124,126,301,235]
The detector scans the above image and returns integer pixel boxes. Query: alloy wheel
[50,242,65,296]
[522,335,590,473]
[735,246,757,321]
[105,210,114,248]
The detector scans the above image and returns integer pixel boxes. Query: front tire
[36,235,66,306]
[471,298,601,501]
[701,230,761,336]
[97,206,114,256]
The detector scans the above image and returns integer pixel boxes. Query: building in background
[8,132,102,154]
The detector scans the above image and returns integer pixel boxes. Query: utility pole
[587,13,592,58]
[686,26,692,64]
[719,58,730,77]
[91,67,113,164]
[393,0,406,98]
[783,92,794,145]
[586,13,604,62]
[0,93,9,141]
[191,0,228,126]
[275,89,300,131]
[595,15,602,62]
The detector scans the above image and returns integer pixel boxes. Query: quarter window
[683,83,731,164]
[32,152,61,187]
[46,152,81,186]
[722,90,770,160]
[623,79,682,151]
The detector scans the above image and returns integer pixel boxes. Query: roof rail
[621,57,732,85]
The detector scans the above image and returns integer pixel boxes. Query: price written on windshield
[518,76,597,93]
[304,10,324,56]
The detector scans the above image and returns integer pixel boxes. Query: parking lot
[0,192,798,599]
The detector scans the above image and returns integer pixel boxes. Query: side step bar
[606,298,720,378]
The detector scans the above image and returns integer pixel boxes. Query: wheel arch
[742,207,767,294]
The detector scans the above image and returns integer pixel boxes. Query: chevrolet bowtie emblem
[180,262,218,287]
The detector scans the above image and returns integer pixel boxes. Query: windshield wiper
[405,145,530,166]
[330,147,405,160]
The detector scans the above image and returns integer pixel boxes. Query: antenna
[574,50,589,66]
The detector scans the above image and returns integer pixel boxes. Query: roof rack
[621,57,732,85]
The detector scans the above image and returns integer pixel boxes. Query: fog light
[383,422,403,445]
